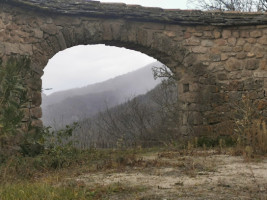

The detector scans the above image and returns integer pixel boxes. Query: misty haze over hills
[42,61,163,127]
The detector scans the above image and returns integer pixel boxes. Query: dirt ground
[74,151,267,199]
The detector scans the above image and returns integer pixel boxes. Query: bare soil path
[73,151,267,199]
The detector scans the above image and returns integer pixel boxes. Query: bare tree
[187,0,267,12]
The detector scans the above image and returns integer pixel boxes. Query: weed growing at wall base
[231,95,267,156]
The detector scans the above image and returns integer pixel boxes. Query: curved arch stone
[1,0,267,136]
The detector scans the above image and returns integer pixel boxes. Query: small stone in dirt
[218,183,231,188]
[174,181,184,186]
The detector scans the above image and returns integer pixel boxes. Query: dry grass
[1,146,266,199]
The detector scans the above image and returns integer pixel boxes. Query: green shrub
[196,135,235,148]
[0,57,31,163]
[0,57,30,134]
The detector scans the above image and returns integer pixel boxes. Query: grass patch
[0,147,163,182]
[0,181,144,200]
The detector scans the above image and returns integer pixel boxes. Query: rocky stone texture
[0,0,267,135]
[4,0,267,26]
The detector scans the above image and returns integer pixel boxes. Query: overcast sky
[42,0,189,95]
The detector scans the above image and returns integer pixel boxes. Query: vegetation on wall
[0,57,31,162]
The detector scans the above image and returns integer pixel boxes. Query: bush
[231,95,267,155]
[196,135,235,148]
[0,57,31,163]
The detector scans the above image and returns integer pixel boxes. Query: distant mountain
[73,81,178,148]
[42,61,163,127]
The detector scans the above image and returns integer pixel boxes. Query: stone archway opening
[41,44,179,148]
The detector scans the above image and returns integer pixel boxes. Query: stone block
[232,31,239,38]
[258,35,267,45]
[163,31,176,38]
[257,90,265,98]
[213,30,221,39]
[197,54,210,61]
[209,54,221,62]
[182,113,188,125]
[184,37,200,46]
[248,91,259,100]
[215,39,226,46]
[40,23,59,35]
[188,111,203,125]
[214,105,230,113]
[227,80,244,91]
[192,62,207,76]
[254,71,267,78]
[220,46,232,52]
[0,19,4,29]
[201,40,213,47]
[221,54,228,61]
[228,91,242,101]
[0,42,5,55]
[217,73,228,80]
[4,42,21,54]
[222,30,231,38]
[205,111,223,125]
[225,58,243,71]
[227,37,236,46]
[247,52,255,58]
[236,38,246,46]
[56,31,67,50]
[241,70,253,77]
[250,30,262,38]
[33,29,43,39]
[192,46,208,53]
[259,59,267,70]
[193,32,203,37]
[189,83,199,92]
[236,53,247,59]
[31,107,42,119]
[255,49,264,58]
[233,46,242,52]
[31,119,43,128]
[244,78,264,90]
[183,32,191,39]
[246,59,259,70]
[19,44,33,55]
[179,92,199,103]
[203,31,213,38]
[240,30,250,38]
[257,100,267,110]
[22,108,30,122]
[210,47,221,54]
[246,38,256,43]
[179,126,192,136]
[208,85,220,93]
[229,72,241,80]
[243,43,252,52]
[32,91,42,107]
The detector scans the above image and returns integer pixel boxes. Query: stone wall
[0,0,267,136]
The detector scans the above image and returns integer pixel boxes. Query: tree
[187,0,267,12]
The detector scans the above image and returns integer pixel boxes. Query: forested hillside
[42,62,163,127]
[73,80,179,148]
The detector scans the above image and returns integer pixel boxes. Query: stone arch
[35,17,189,132]
[1,0,267,136]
